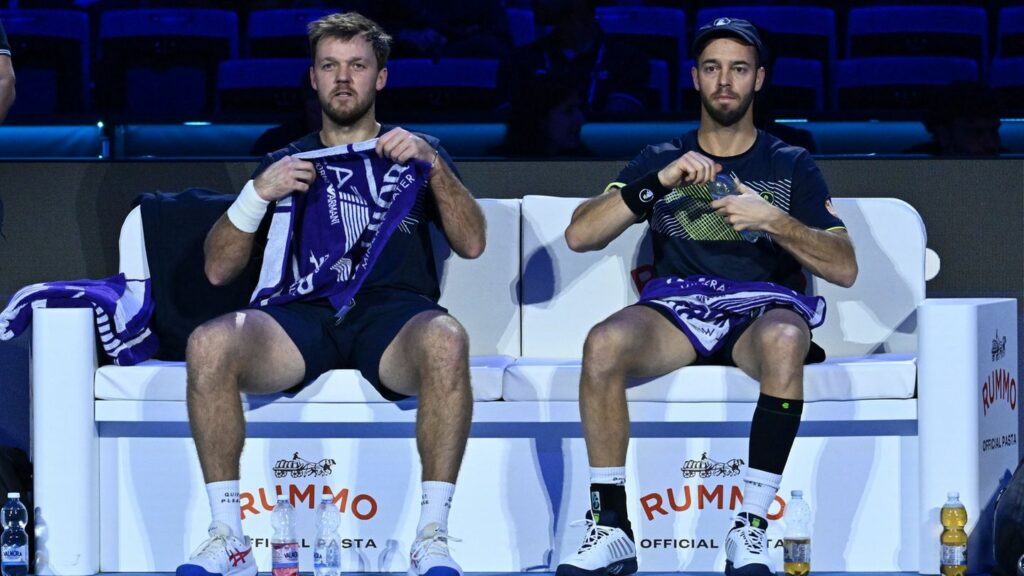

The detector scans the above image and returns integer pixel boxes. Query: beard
[700,88,754,127]
[320,89,375,127]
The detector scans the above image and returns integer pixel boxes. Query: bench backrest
[520,196,926,358]
[433,199,521,356]
[121,196,925,360]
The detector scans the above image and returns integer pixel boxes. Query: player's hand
[710,177,781,232]
[377,127,436,167]
[253,155,316,201]
[657,151,722,188]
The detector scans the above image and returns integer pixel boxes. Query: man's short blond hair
[307,12,392,69]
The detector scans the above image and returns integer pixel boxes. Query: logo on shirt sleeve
[640,188,655,203]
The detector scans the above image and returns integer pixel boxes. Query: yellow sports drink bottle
[784,490,811,576]
[940,491,968,576]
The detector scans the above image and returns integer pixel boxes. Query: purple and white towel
[251,139,430,316]
[638,275,826,356]
[0,274,158,366]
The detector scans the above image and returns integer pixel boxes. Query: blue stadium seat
[997,7,1024,58]
[835,57,979,112]
[379,58,500,115]
[506,7,536,47]
[846,6,988,69]
[247,8,334,58]
[216,58,311,116]
[769,58,824,113]
[991,57,1024,112]
[98,9,238,119]
[595,6,686,109]
[0,10,89,117]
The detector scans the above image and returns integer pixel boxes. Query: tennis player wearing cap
[554,17,857,576]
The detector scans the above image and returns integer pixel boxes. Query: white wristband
[226,180,270,233]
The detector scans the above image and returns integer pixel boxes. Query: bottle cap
[948,491,959,499]
[321,493,334,501]
[6,492,18,498]
[791,489,803,498]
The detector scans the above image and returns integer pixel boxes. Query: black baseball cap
[691,17,766,63]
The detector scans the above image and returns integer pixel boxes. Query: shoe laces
[190,533,229,562]
[732,517,767,555]
[410,527,461,564]
[569,518,616,554]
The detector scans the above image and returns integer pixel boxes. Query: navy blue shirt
[252,126,459,301]
[613,129,845,292]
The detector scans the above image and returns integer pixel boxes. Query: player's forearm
[204,214,257,286]
[564,188,638,252]
[0,75,15,124]
[430,160,486,259]
[766,214,858,288]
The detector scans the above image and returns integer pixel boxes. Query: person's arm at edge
[0,55,15,124]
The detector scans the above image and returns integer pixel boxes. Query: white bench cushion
[503,353,916,402]
[96,356,512,402]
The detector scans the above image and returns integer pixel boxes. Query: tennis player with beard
[555,18,857,576]
[176,12,485,576]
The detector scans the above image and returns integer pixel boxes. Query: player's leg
[559,304,699,576]
[724,308,811,576]
[180,307,312,576]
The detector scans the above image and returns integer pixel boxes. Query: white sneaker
[556,515,637,576]
[725,513,774,576]
[408,522,462,576]
[176,521,257,576]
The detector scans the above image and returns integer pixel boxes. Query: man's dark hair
[307,12,392,69]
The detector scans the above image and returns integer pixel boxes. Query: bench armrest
[32,308,98,575]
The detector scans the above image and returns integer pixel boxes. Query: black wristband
[619,171,671,217]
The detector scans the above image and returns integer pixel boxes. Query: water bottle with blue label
[707,174,763,242]
[313,494,342,576]
[1,493,28,576]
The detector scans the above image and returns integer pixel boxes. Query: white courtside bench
[30,197,1017,575]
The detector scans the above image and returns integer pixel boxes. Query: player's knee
[756,320,809,359]
[186,320,238,382]
[582,321,629,373]
[421,315,470,365]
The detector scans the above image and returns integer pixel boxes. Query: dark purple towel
[250,139,430,317]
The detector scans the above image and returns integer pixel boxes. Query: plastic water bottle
[783,490,812,576]
[1,493,29,576]
[707,174,763,242]
[271,495,299,576]
[940,492,967,576]
[313,494,342,576]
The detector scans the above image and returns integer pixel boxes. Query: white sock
[589,466,626,485]
[206,480,244,538]
[417,481,455,533]
[741,468,782,519]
